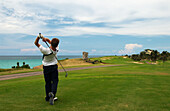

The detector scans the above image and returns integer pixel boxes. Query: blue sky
[0,0,170,55]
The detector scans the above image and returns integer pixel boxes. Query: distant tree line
[130,49,170,62]
[12,62,30,69]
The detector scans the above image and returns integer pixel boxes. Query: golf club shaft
[44,40,68,77]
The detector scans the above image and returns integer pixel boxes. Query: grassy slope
[0,69,42,76]
[0,58,102,76]
[0,64,107,76]
[0,57,170,111]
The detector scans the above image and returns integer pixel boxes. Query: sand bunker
[132,62,144,64]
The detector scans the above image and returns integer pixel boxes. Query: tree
[131,54,141,61]
[140,51,146,59]
[160,51,168,63]
[151,50,159,62]
[131,49,170,62]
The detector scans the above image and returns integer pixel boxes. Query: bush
[131,54,141,61]
[131,49,170,62]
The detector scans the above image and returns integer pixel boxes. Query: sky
[0,0,170,55]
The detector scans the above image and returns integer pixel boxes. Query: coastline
[0,55,82,69]
[0,55,106,69]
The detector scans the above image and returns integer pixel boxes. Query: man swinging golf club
[34,34,59,105]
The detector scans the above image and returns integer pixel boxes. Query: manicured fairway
[0,56,170,111]
[0,62,170,111]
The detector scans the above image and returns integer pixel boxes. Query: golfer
[34,35,59,105]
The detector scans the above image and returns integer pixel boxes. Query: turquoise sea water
[0,55,103,69]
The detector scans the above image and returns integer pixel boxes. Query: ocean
[0,55,103,69]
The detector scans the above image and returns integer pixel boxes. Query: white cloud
[91,49,96,52]
[59,49,82,54]
[0,0,170,36]
[119,44,143,54]
[90,49,97,54]
[21,48,38,52]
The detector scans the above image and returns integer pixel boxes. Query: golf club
[39,33,68,77]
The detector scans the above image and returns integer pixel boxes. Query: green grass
[0,68,42,76]
[0,56,127,76]
[0,57,170,111]
[90,56,139,66]
[0,64,105,76]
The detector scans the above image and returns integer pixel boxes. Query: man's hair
[51,38,59,48]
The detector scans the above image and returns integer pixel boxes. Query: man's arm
[34,34,51,47]
[43,38,51,44]
[34,36,40,47]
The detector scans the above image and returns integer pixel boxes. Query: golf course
[0,56,169,111]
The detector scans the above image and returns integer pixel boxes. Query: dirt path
[0,65,119,81]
